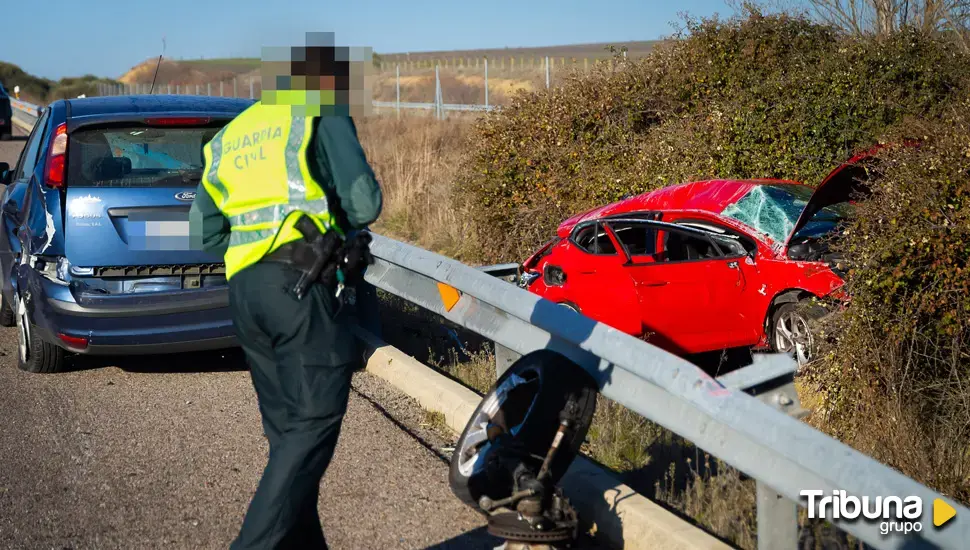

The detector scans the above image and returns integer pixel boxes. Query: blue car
[0,95,255,373]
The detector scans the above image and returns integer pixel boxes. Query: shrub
[456,9,970,263]
[805,99,970,503]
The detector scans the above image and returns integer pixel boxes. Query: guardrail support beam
[754,366,802,550]
[494,343,521,379]
[757,481,799,550]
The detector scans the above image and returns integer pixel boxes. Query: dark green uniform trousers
[227,261,361,550]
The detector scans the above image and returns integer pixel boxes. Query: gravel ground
[0,126,500,550]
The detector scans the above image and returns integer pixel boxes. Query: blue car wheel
[15,294,66,374]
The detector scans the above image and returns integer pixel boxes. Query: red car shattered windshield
[720,184,854,245]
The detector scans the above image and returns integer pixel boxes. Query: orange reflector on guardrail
[437,282,461,312]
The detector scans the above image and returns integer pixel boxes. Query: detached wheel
[448,349,598,508]
[16,295,65,374]
[770,302,821,369]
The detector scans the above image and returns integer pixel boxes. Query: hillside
[0,62,54,103]
[0,62,120,104]
[376,40,662,63]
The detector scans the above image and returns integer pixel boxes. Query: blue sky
[5,0,798,80]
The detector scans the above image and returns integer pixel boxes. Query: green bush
[0,62,53,103]
[805,102,970,503]
[46,75,120,101]
[455,6,970,507]
[0,63,119,103]
[456,9,970,263]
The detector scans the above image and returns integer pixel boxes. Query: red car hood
[781,144,900,251]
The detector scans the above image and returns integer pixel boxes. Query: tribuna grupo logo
[802,490,922,535]
[801,490,958,536]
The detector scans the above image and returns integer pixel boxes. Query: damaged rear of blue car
[0,95,254,373]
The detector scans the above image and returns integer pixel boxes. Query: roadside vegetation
[359,6,970,548]
[0,62,120,103]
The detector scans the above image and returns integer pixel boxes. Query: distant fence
[93,55,633,119]
[376,53,625,73]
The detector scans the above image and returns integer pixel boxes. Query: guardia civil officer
[189,38,383,549]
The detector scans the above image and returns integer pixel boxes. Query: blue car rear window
[68,126,221,187]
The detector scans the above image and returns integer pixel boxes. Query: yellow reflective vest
[200,102,341,280]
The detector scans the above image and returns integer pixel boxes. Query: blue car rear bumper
[26,271,238,355]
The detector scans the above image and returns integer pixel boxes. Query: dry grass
[657,455,758,550]
[355,113,478,260]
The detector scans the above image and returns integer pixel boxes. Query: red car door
[534,221,642,336]
[614,222,750,355]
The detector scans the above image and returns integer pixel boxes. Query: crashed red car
[518,157,877,365]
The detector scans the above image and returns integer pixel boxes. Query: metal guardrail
[362,236,968,550]
[9,98,42,129]
[10,99,968,549]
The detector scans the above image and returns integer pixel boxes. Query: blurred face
[260,31,372,118]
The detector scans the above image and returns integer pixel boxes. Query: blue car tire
[16,295,66,374]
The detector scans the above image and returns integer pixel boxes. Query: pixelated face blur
[260,31,372,118]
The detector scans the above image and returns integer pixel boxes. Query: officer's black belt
[262,240,323,272]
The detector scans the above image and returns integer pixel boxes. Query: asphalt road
[0,126,499,549]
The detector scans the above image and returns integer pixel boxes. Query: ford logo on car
[175,191,196,202]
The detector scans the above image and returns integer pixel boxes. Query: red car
[518,157,875,366]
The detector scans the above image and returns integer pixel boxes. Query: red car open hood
[782,144,901,251]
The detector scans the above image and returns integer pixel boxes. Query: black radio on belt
[291,216,375,301]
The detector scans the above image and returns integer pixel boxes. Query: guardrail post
[754,369,801,550]
[756,482,799,550]
[494,343,521,379]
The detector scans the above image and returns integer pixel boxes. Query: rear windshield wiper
[152,169,202,186]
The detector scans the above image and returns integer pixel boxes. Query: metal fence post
[396,64,400,118]
[176,84,180,94]
[545,56,550,88]
[484,58,489,109]
[434,65,441,120]
[207,83,211,96]
[250,79,254,99]
[166,84,171,94]
[220,81,224,97]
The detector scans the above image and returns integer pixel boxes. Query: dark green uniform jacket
[190,114,383,257]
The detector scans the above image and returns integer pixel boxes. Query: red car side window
[610,222,659,263]
[571,223,617,255]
